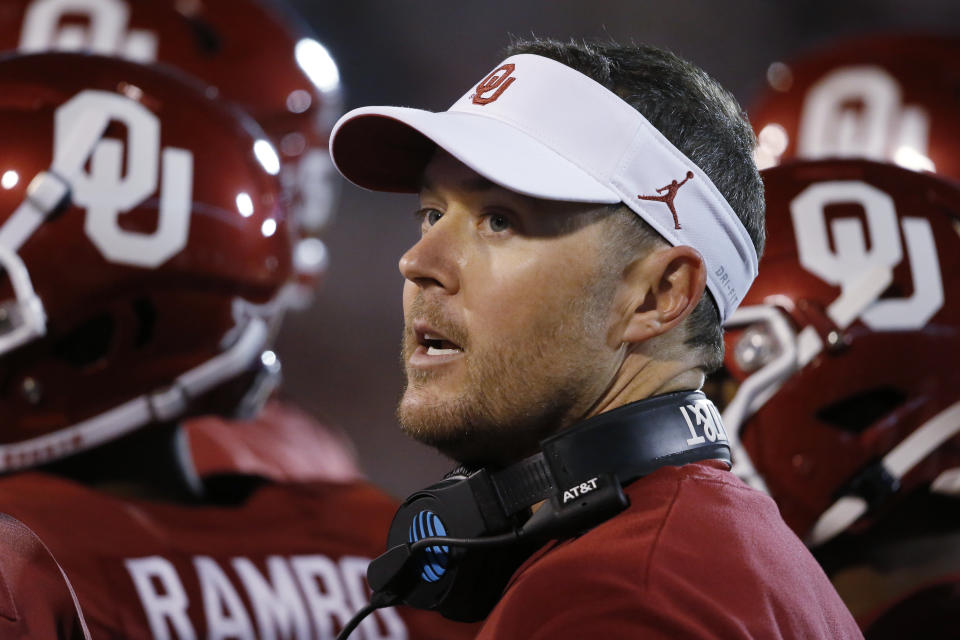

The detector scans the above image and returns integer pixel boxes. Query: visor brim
[330,106,621,203]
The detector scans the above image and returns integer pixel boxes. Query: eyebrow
[419,173,498,194]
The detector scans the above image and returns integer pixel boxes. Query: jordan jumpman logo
[637,171,694,229]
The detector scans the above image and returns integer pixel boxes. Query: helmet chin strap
[808,399,960,546]
[0,315,270,473]
[724,265,894,493]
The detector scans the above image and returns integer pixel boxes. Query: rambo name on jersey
[125,553,405,640]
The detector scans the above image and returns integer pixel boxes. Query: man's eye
[419,208,443,226]
[487,214,510,232]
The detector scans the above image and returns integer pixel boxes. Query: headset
[337,390,731,639]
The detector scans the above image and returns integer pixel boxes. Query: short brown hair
[506,37,765,372]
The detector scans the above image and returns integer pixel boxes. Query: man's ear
[620,245,707,344]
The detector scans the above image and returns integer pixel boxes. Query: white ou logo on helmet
[790,180,944,331]
[55,90,194,268]
[283,149,338,233]
[19,0,157,62]
[798,66,931,166]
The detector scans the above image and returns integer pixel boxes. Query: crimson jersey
[478,461,862,640]
[0,473,476,640]
[0,514,90,639]
[185,400,363,484]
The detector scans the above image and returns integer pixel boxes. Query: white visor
[330,53,758,322]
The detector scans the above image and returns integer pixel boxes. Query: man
[0,51,474,639]
[330,38,864,638]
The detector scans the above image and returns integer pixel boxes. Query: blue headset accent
[407,511,449,582]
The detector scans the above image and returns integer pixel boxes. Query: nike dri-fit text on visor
[329,54,758,322]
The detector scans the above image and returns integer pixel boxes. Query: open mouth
[418,331,463,356]
[410,318,465,362]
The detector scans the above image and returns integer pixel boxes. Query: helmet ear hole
[187,17,222,56]
[132,298,157,348]
[815,387,907,434]
[53,314,116,368]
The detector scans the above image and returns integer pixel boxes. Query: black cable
[336,591,398,640]
[408,531,520,553]
[340,532,522,639]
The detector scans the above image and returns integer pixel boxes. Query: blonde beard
[397,279,618,467]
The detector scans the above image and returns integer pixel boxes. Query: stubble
[397,274,619,467]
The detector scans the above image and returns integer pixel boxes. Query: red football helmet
[720,159,960,546]
[750,34,960,182]
[0,52,293,471]
[0,0,341,300]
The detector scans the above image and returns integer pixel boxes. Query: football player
[742,33,960,636]
[720,157,960,637]
[0,51,473,639]
[0,0,360,484]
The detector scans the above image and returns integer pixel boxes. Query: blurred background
[278,0,960,497]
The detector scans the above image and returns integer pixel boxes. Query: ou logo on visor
[19,0,158,62]
[472,64,516,105]
[55,90,194,268]
[790,180,944,331]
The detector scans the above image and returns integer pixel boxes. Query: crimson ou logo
[471,64,516,106]
[55,90,194,268]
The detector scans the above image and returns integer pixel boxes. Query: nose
[398,215,461,294]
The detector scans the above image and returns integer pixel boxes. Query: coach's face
[397,152,627,465]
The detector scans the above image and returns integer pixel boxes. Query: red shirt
[478,461,863,639]
[0,472,476,640]
[0,513,90,639]
[185,400,364,484]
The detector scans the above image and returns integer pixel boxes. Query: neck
[586,347,705,419]
[41,422,205,502]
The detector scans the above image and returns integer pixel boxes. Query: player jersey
[185,399,363,484]
[0,472,476,640]
[0,513,90,639]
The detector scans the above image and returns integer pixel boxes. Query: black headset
[337,390,731,639]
